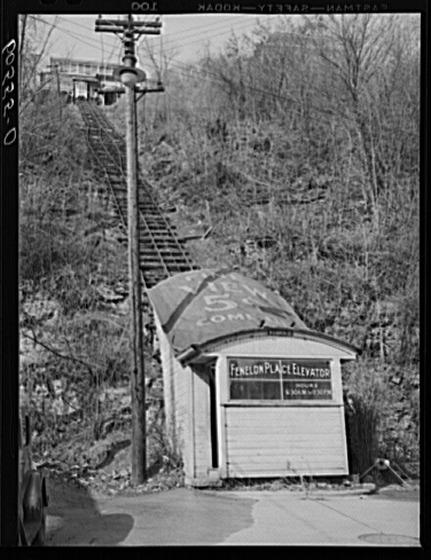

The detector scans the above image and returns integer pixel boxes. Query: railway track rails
[78,100,198,289]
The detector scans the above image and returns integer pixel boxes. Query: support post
[125,74,146,485]
[95,13,161,485]
[123,19,146,485]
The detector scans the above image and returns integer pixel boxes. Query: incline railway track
[78,100,198,289]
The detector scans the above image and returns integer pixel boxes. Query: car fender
[21,469,46,545]
[41,475,49,508]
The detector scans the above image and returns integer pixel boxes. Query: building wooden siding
[153,320,356,484]
[172,357,189,455]
[154,315,193,473]
[215,334,354,479]
[191,370,213,480]
[224,405,348,477]
[154,315,214,483]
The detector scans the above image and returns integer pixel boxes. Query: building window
[228,357,333,401]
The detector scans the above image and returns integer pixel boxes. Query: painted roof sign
[147,269,308,355]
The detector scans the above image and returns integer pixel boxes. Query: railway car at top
[72,77,100,102]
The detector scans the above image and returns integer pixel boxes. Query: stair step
[140,225,176,231]
[140,247,185,254]
[143,262,192,271]
[80,103,199,278]
[140,250,185,257]
[140,257,191,265]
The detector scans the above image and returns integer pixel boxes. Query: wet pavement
[46,480,420,546]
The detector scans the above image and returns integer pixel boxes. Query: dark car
[18,415,49,545]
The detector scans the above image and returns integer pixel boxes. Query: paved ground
[219,490,420,546]
[46,479,420,547]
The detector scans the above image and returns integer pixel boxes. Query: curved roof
[177,328,359,364]
[147,269,358,360]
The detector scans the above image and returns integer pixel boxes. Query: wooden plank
[140,250,185,256]
[142,258,190,265]
[224,405,347,476]
[226,451,345,460]
[225,434,343,446]
[139,248,185,254]
[222,402,343,408]
[225,450,344,464]
[226,425,342,434]
[140,229,179,235]
[226,411,342,422]
[227,459,347,468]
[226,457,347,466]
[226,469,348,477]
[140,239,179,245]
[225,436,344,447]
[225,438,343,448]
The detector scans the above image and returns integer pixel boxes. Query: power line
[30,15,110,54]
[28,14,332,113]
[31,15,260,64]
[43,13,260,51]
[30,13,322,70]
[31,16,314,110]
[30,13,345,67]
[29,16,260,83]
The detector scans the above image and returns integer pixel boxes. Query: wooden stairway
[78,100,198,289]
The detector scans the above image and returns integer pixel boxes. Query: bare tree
[304,14,419,214]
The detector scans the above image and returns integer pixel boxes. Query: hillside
[19,14,419,491]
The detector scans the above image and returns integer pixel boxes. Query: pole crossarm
[95,26,130,33]
[95,18,161,28]
[95,17,161,37]
[96,27,161,36]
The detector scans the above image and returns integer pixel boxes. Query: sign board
[228,357,332,400]
[147,269,308,355]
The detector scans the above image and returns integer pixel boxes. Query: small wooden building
[148,269,358,487]
[72,77,99,101]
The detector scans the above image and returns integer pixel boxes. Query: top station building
[39,56,125,105]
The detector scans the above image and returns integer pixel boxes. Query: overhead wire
[42,13,260,51]
[28,14,326,114]
[31,13,331,67]
[45,12,335,50]
[28,16,258,86]
[31,13,321,64]
[30,15,264,67]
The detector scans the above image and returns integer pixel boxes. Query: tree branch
[22,329,97,376]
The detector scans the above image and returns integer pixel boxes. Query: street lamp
[114,66,146,88]
[120,70,138,87]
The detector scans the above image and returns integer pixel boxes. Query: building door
[208,364,219,469]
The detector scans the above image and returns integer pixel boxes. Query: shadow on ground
[46,475,134,546]
[45,480,257,546]
[92,487,258,545]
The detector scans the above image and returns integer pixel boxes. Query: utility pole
[51,63,62,120]
[95,14,162,485]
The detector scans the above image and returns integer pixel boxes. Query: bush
[342,358,418,477]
